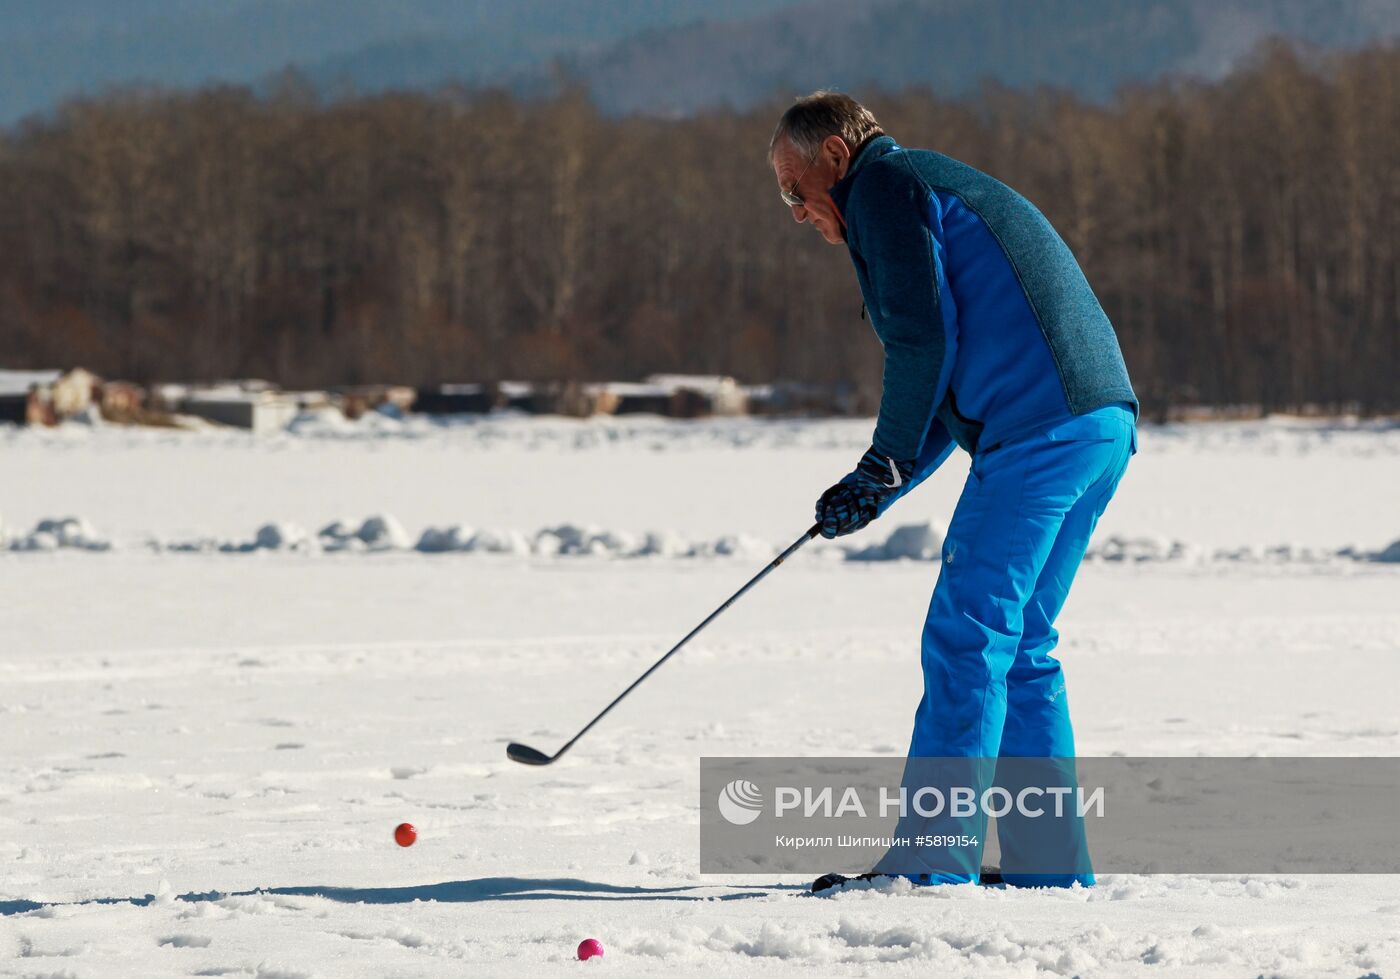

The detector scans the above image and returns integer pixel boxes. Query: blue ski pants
[878,402,1137,886]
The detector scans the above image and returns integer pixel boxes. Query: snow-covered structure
[643,374,747,416]
[0,367,98,425]
[594,375,747,418]
[178,388,299,433]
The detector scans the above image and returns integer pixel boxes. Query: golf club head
[506,742,554,765]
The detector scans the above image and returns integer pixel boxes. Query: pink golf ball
[577,938,604,961]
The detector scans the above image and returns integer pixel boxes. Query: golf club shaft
[546,523,820,762]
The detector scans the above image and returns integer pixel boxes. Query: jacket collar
[829,134,900,214]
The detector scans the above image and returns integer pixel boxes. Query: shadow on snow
[1,876,802,916]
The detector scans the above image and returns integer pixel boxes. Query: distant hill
[2,0,1398,125]
[557,0,1400,113]
[269,0,1400,112]
[0,0,804,124]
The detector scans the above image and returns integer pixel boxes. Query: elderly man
[770,91,1137,892]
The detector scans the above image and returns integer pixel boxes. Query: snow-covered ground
[1,414,1398,977]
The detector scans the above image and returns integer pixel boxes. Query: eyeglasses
[780,148,821,208]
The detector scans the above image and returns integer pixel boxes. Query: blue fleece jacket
[828,136,1137,506]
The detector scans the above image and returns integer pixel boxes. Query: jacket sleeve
[847,159,959,471]
[876,416,956,517]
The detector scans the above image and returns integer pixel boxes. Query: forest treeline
[0,41,1397,418]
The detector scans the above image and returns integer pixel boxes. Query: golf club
[507,523,821,765]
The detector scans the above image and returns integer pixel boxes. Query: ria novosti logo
[714,777,1104,824]
[717,779,764,825]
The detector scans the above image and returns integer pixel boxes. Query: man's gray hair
[768,90,885,164]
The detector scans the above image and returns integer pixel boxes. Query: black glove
[814,446,913,539]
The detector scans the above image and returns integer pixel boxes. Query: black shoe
[810,872,894,894]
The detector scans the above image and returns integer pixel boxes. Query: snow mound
[317,519,364,552]
[1367,538,1400,563]
[1085,535,1198,563]
[464,528,534,555]
[692,534,776,559]
[415,524,473,553]
[636,529,693,558]
[848,521,945,561]
[286,407,352,436]
[1213,542,1340,563]
[255,522,313,552]
[355,514,410,551]
[843,524,1400,567]
[6,516,112,552]
[415,523,541,555]
[533,524,633,556]
[525,524,673,557]
[286,405,413,439]
[409,522,776,559]
[318,515,410,551]
[534,525,771,559]
[14,512,1398,568]
[244,522,317,553]
[1084,534,1400,565]
[200,522,318,553]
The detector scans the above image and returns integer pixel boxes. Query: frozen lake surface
[1,414,1397,976]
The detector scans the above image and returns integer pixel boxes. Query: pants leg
[883,405,1135,883]
[996,413,1135,886]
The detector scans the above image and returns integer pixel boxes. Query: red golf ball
[394,822,417,847]
[577,938,604,961]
